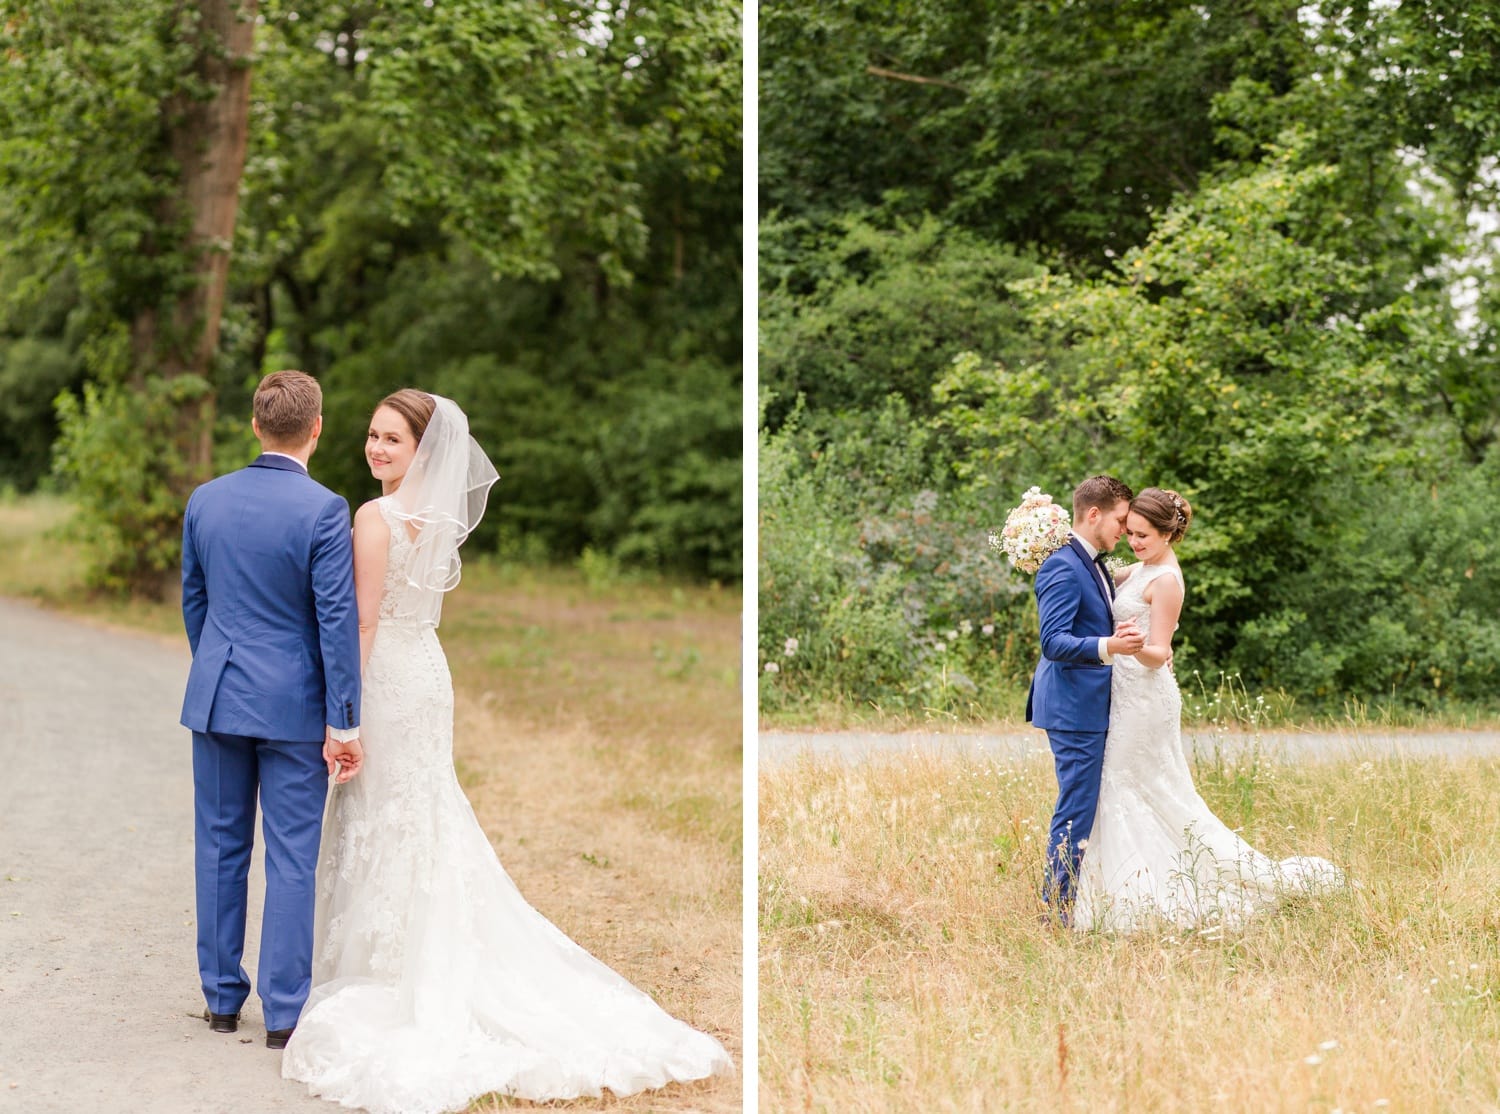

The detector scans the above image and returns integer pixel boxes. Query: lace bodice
[1111,562,1183,644]
[375,497,429,623]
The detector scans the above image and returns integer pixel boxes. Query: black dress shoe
[265,1027,295,1050]
[204,1010,240,1033]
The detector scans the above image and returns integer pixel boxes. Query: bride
[282,390,732,1111]
[1071,487,1345,933]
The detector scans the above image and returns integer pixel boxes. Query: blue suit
[1026,537,1115,909]
[179,453,360,1031]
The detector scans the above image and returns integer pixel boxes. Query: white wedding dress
[1072,563,1344,933]
[282,498,732,1112]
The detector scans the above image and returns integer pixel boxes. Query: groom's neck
[259,439,315,469]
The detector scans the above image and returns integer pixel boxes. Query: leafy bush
[51,376,211,597]
[759,396,1037,717]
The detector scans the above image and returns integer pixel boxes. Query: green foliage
[0,335,83,489]
[1,0,742,586]
[760,213,1040,426]
[759,396,1037,716]
[761,0,1313,262]
[51,376,211,596]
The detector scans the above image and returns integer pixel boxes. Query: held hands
[1106,619,1145,658]
[324,729,364,784]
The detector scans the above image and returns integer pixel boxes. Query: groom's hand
[1107,620,1145,657]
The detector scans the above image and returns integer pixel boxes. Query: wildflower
[1318,1040,1339,1051]
[959,619,973,635]
[982,623,995,636]
[945,629,959,641]
[1304,1055,1323,1066]
[933,642,947,653]
[783,636,799,657]
[764,662,780,674]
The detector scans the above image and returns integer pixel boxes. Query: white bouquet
[989,486,1072,574]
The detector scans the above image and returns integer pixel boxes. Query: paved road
[760,726,1500,768]
[0,599,333,1113]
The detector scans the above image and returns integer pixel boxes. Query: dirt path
[0,597,338,1112]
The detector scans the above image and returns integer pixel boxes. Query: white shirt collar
[261,451,308,473]
[1070,530,1099,560]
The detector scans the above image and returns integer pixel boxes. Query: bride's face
[366,405,420,487]
[1125,511,1170,563]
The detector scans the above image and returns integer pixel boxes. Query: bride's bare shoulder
[353,498,390,534]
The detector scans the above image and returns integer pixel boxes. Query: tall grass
[760,746,1500,1112]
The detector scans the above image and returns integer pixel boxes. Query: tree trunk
[134,0,258,490]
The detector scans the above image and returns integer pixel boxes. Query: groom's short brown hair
[253,370,322,447]
[1072,474,1133,519]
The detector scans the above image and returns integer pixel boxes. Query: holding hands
[324,729,364,783]
[1107,618,1145,658]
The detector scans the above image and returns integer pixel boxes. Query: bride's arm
[1135,573,1183,670]
[352,500,390,675]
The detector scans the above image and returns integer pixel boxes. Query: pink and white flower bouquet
[989,486,1071,574]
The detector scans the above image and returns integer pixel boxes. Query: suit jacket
[1025,537,1114,733]
[179,454,361,742]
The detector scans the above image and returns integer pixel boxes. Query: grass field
[0,493,742,1111]
[759,741,1500,1112]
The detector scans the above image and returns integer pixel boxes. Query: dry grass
[0,494,742,1112]
[760,743,1500,1113]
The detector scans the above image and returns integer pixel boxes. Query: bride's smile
[365,405,420,494]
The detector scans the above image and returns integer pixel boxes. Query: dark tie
[1094,553,1115,601]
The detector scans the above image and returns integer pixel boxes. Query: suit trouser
[192,731,326,1032]
[1043,727,1108,907]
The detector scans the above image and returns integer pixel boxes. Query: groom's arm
[311,494,361,737]
[181,494,207,655]
[1035,559,1107,665]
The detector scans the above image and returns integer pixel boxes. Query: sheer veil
[385,395,499,625]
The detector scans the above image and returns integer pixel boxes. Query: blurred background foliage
[759,0,1500,719]
[0,0,741,592]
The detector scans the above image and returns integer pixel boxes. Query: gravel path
[0,598,335,1113]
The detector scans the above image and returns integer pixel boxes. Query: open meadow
[0,494,743,1112]
[760,741,1500,1112]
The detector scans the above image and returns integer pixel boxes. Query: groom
[179,370,362,1048]
[1027,474,1142,922]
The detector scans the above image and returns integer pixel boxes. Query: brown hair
[377,388,436,443]
[253,370,322,446]
[1072,474,1133,521]
[1131,487,1193,543]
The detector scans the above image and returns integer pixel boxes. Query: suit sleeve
[181,493,207,655]
[311,494,362,731]
[1035,556,1104,665]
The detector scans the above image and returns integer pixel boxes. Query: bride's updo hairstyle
[1131,488,1193,544]
[378,388,436,443]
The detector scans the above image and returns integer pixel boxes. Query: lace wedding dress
[282,498,732,1112]
[1072,563,1344,933]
